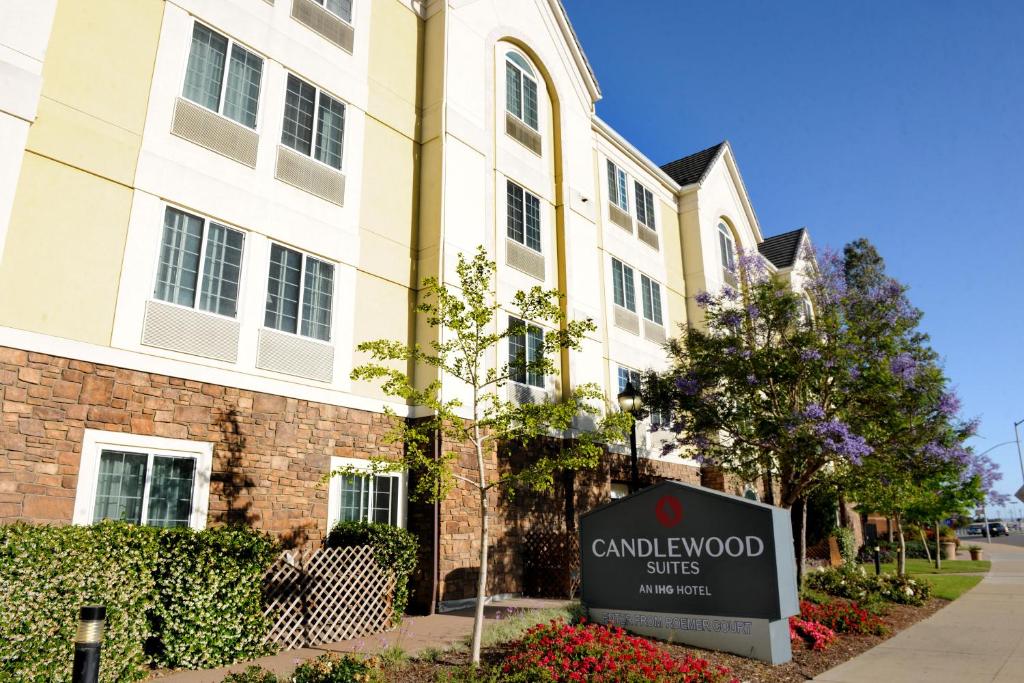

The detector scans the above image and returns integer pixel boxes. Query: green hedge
[325,521,417,619]
[0,522,278,681]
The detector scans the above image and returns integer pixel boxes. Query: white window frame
[313,0,354,25]
[634,181,656,230]
[73,429,212,530]
[718,222,737,275]
[508,316,546,389]
[611,257,636,313]
[263,243,336,343]
[607,160,629,213]
[505,51,539,131]
[640,273,664,325]
[181,20,264,131]
[151,205,247,320]
[327,456,407,529]
[505,179,543,254]
[281,73,347,172]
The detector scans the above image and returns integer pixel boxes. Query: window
[607,161,629,212]
[281,74,346,170]
[73,430,212,530]
[610,482,630,500]
[611,258,636,312]
[640,275,663,325]
[505,51,539,130]
[801,297,814,323]
[509,317,544,388]
[264,244,335,342]
[718,223,737,274]
[327,457,406,529]
[634,182,656,230]
[618,366,641,395]
[312,0,353,23]
[506,180,542,252]
[154,207,244,318]
[182,23,263,129]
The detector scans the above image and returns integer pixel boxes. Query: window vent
[256,328,334,382]
[638,224,659,250]
[505,238,545,280]
[613,306,640,334]
[723,269,739,288]
[171,98,259,168]
[643,319,667,345]
[142,300,240,362]
[274,145,346,206]
[508,383,549,405]
[609,204,633,232]
[291,0,354,53]
[505,112,542,155]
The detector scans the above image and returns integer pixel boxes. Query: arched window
[801,296,814,323]
[718,222,736,274]
[505,51,539,130]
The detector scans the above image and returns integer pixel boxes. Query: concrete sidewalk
[814,540,1024,683]
[150,598,570,682]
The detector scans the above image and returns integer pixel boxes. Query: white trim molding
[326,456,407,531]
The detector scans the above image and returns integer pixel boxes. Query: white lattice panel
[505,238,545,280]
[609,204,633,232]
[263,546,396,651]
[291,0,354,52]
[505,112,542,155]
[256,328,335,382]
[638,224,659,250]
[275,145,346,206]
[613,306,640,334]
[171,98,259,167]
[643,319,667,344]
[142,300,240,362]
[508,382,550,405]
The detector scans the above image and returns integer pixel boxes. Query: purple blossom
[800,349,822,362]
[740,349,752,360]
[721,311,743,328]
[890,353,918,384]
[721,286,740,301]
[937,391,961,417]
[746,374,759,385]
[695,291,714,307]
[738,248,769,283]
[965,452,1008,504]
[812,419,873,465]
[675,375,700,396]
[802,403,826,420]
[848,366,861,380]
[746,304,761,319]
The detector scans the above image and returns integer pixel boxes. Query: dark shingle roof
[758,228,807,269]
[659,142,726,187]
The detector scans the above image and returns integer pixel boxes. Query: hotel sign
[580,481,799,664]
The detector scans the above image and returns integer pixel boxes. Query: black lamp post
[617,381,642,493]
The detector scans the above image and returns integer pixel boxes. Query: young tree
[348,247,629,664]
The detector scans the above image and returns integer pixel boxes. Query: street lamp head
[617,381,642,414]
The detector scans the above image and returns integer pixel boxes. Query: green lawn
[861,558,990,575]
[918,574,984,600]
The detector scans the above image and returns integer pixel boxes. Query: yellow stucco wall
[349,271,416,400]
[0,0,163,344]
[660,198,687,333]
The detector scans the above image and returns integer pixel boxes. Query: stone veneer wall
[0,346,401,544]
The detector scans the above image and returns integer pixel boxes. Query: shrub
[789,617,837,650]
[835,528,857,566]
[0,521,159,682]
[799,600,887,635]
[292,653,378,683]
[326,521,418,619]
[501,619,736,682]
[870,573,931,605]
[150,526,279,669]
[805,566,932,606]
[222,666,279,683]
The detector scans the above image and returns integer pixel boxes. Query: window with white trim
[506,180,542,252]
[154,207,245,318]
[617,366,641,396]
[312,0,353,23]
[718,222,737,274]
[182,23,263,129]
[607,160,629,212]
[634,182,656,230]
[264,244,334,342]
[505,51,539,130]
[509,317,544,388]
[281,74,346,170]
[640,274,663,325]
[327,457,405,529]
[610,481,630,500]
[611,258,636,312]
[73,430,212,530]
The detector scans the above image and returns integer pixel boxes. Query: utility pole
[1015,419,1024,483]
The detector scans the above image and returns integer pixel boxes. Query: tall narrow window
[506,180,542,252]
[617,366,641,394]
[611,258,636,312]
[281,74,346,170]
[265,244,335,341]
[640,274,663,325]
[505,52,539,130]
[718,223,737,273]
[314,0,353,23]
[182,24,263,128]
[607,161,629,212]
[634,182,656,230]
[509,317,544,388]
[154,207,244,317]
[93,450,197,528]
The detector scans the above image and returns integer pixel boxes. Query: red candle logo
[655,495,683,528]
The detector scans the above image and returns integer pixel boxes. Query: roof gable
[758,228,808,269]
[659,142,726,187]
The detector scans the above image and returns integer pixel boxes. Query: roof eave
[549,0,602,102]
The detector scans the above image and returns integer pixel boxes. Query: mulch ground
[384,598,949,682]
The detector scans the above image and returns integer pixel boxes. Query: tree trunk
[887,517,894,542]
[761,468,775,506]
[470,440,489,665]
[895,513,906,576]
[919,526,932,563]
[791,498,807,587]
[934,521,942,571]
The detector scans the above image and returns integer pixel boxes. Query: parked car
[966,523,986,536]
[988,522,1010,537]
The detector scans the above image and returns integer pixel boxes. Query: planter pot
[941,541,957,561]
[970,549,984,561]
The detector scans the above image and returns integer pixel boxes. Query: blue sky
[562,0,1024,504]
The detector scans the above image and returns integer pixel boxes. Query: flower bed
[804,566,932,605]
[798,600,888,636]
[789,617,838,651]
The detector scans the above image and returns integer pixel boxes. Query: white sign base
[588,606,793,665]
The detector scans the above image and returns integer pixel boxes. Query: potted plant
[968,544,984,561]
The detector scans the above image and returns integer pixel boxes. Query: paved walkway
[815,539,1024,683]
[151,598,569,682]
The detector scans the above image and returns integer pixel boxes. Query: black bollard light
[72,605,105,683]
[873,546,881,576]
